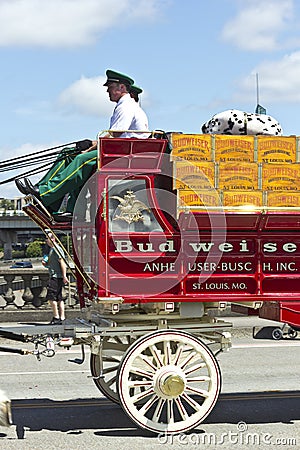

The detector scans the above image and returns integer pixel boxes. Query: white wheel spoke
[173,343,184,365]
[137,354,157,372]
[167,399,174,424]
[139,394,158,415]
[180,392,202,412]
[174,397,189,421]
[149,344,163,368]
[184,361,206,375]
[151,398,165,423]
[163,340,172,365]
[180,350,197,369]
[186,375,210,383]
[129,366,154,379]
[186,386,209,398]
[130,387,154,404]
[127,380,153,388]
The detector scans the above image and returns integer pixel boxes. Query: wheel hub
[154,366,186,399]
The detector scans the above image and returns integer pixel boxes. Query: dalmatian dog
[202,109,283,135]
[0,389,11,427]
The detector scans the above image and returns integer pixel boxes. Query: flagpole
[255,73,266,114]
[256,73,259,107]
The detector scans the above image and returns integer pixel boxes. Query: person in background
[15,69,149,217]
[43,233,68,325]
[130,84,143,103]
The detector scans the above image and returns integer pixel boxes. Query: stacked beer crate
[170,133,300,209]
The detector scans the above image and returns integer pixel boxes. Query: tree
[26,240,43,258]
[60,234,73,255]
[0,199,14,210]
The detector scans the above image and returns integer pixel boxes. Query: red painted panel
[262,277,300,293]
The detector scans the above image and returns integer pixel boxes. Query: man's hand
[76,139,93,152]
[81,140,97,153]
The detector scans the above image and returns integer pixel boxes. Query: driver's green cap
[103,69,134,87]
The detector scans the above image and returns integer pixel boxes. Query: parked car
[10,261,33,269]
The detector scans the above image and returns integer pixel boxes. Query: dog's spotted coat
[202,109,282,135]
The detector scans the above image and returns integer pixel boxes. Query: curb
[0,308,81,323]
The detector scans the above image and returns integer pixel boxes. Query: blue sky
[1,0,300,198]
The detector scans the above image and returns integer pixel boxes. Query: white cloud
[0,0,162,47]
[0,142,59,198]
[58,76,112,117]
[222,0,294,51]
[236,51,300,103]
[58,75,150,118]
[0,143,46,169]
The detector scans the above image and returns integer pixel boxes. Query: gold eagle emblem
[111,191,151,224]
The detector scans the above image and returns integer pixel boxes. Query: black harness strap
[0,141,78,168]
[0,141,86,185]
[0,147,81,173]
[0,162,54,185]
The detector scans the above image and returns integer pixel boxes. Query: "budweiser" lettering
[113,240,300,253]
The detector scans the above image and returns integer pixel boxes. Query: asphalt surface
[0,314,299,450]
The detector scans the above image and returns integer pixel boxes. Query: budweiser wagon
[1,131,300,434]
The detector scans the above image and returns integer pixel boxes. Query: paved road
[0,319,299,449]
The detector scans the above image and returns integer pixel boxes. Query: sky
[2,0,300,198]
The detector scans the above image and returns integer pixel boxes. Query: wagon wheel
[117,329,221,434]
[272,328,283,340]
[287,327,298,339]
[90,335,136,404]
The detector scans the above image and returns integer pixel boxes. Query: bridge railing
[0,268,79,311]
[0,210,26,217]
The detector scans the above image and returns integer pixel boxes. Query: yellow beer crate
[266,191,300,207]
[257,136,296,164]
[218,162,259,190]
[170,133,212,161]
[178,188,221,207]
[214,135,255,162]
[222,190,263,207]
[262,163,300,190]
[173,160,215,190]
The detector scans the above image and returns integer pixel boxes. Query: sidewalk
[0,307,80,324]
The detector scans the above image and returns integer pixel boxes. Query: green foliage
[26,240,43,258]
[12,250,25,259]
[0,199,14,210]
[60,234,73,255]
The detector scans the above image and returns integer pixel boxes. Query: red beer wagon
[1,132,300,434]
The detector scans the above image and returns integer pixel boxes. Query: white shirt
[109,93,149,138]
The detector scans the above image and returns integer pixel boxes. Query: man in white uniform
[16,70,150,216]
[104,71,149,138]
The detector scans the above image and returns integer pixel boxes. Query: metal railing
[0,268,78,310]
